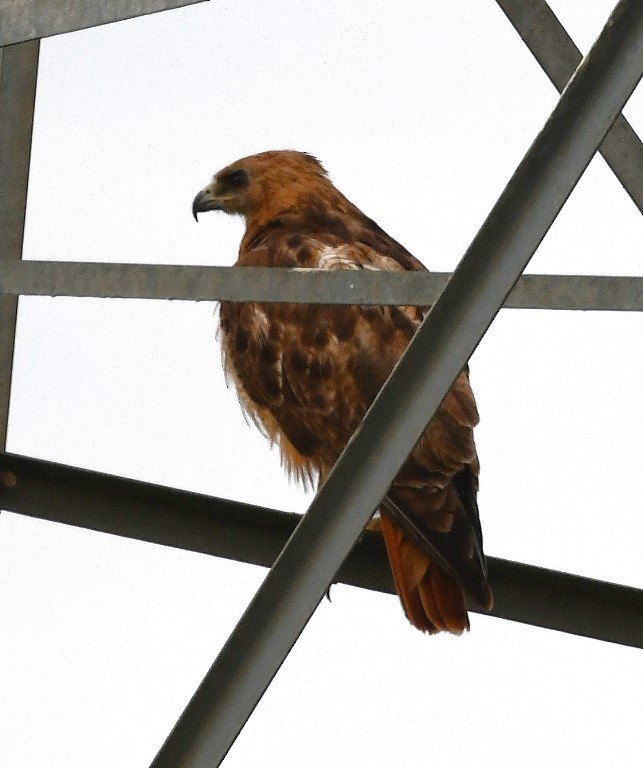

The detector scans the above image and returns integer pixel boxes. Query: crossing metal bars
[148,2,643,765]
[0,0,641,765]
[1,450,642,649]
[496,0,643,213]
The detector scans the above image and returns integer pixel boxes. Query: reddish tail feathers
[380,515,471,634]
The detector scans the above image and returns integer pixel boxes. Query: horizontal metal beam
[2,262,642,311]
[496,0,643,214]
[0,0,209,47]
[0,451,390,599]
[148,3,643,765]
[1,451,641,648]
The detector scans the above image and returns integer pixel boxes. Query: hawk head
[192,150,328,222]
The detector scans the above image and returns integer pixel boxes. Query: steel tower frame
[1,2,641,766]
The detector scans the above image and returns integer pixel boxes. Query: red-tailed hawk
[193,150,493,633]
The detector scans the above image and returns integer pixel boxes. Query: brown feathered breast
[193,150,493,633]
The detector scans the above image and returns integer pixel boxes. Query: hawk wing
[219,232,491,633]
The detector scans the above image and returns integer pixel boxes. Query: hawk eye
[218,169,249,191]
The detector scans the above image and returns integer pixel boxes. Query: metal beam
[496,0,643,213]
[147,3,643,766]
[0,0,209,47]
[0,40,39,449]
[1,451,641,648]
[1,262,642,311]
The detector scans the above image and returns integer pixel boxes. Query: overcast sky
[1,1,642,766]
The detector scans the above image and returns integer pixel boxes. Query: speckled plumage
[193,150,492,632]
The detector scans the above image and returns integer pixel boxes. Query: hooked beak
[192,187,220,221]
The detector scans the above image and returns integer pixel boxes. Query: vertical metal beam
[150,2,643,766]
[0,39,39,448]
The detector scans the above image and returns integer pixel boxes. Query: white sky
[1,1,642,766]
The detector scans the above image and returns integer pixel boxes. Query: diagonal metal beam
[496,0,643,213]
[149,3,643,766]
[0,40,39,449]
[1,451,641,648]
[0,0,209,47]
[1,261,642,310]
